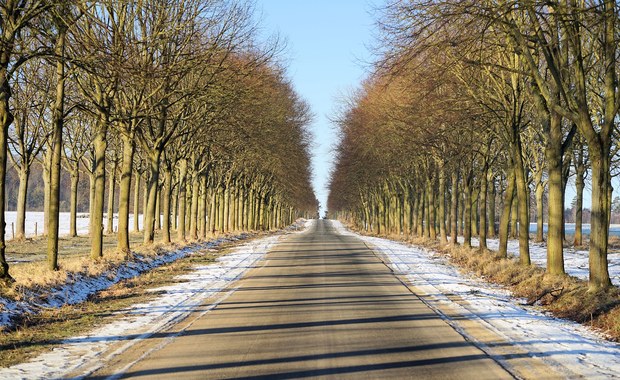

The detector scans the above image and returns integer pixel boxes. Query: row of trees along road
[0,0,318,284]
[328,1,620,290]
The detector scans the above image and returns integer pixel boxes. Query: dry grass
[439,244,620,340]
[347,224,620,341]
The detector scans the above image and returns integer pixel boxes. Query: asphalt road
[108,220,514,379]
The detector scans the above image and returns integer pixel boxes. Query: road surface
[96,220,516,379]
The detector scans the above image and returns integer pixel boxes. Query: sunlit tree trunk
[488,172,496,238]
[15,165,29,240]
[69,165,78,237]
[438,168,447,244]
[42,149,51,236]
[199,173,208,238]
[90,109,109,259]
[106,157,117,235]
[155,184,161,230]
[143,149,162,244]
[499,167,516,259]
[133,171,140,232]
[534,176,545,243]
[450,171,458,245]
[190,171,199,239]
[463,172,472,248]
[162,161,172,243]
[512,139,531,265]
[177,158,188,241]
[427,178,436,240]
[117,133,134,251]
[545,112,565,275]
[573,148,586,247]
[479,166,488,250]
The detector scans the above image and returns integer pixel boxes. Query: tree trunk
[422,189,429,238]
[499,168,516,259]
[574,166,585,247]
[142,172,148,231]
[43,149,51,236]
[47,29,66,271]
[209,187,217,233]
[488,172,496,238]
[88,170,95,233]
[15,165,29,240]
[513,139,531,265]
[190,172,199,239]
[217,187,226,233]
[412,189,419,236]
[106,158,117,235]
[176,159,188,241]
[561,153,572,242]
[535,180,545,243]
[172,183,178,231]
[450,171,458,245]
[199,174,208,238]
[155,183,161,230]
[223,185,230,232]
[143,150,162,244]
[510,195,518,239]
[162,163,172,243]
[69,167,78,237]
[545,112,565,275]
[472,191,479,237]
[117,134,134,252]
[133,171,140,232]
[458,190,464,236]
[463,174,472,248]
[479,166,488,250]
[427,178,436,240]
[90,113,108,259]
[588,149,612,289]
[0,66,14,283]
[438,169,447,244]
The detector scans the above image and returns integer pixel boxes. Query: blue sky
[258,0,376,213]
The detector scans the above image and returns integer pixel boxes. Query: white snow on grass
[456,236,620,286]
[333,221,620,379]
[0,221,312,379]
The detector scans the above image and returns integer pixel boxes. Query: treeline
[328,1,619,290]
[0,0,318,283]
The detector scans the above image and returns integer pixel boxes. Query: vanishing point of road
[96,220,519,379]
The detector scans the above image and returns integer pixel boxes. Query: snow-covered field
[0,220,311,379]
[3,211,146,240]
[333,221,620,379]
[457,236,620,286]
